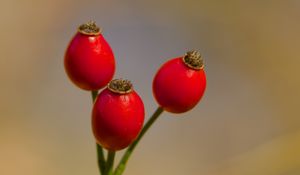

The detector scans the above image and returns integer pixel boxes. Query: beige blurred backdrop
[1,0,300,175]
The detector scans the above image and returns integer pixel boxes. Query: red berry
[92,79,145,151]
[153,51,206,113]
[64,21,115,90]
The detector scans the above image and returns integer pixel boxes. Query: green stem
[91,91,106,175]
[97,144,106,175]
[114,107,164,175]
[91,90,98,102]
[105,151,115,175]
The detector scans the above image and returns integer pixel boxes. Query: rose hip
[64,21,115,90]
[92,79,145,151]
[152,51,206,113]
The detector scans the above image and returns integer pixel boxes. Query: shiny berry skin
[64,21,115,90]
[92,79,145,151]
[153,51,206,113]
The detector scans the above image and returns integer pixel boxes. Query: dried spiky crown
[78,21,101,35]
[183,50,204,70]
[108,79,133,94]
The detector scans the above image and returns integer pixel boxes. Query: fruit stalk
[114,107,164,175]
[92,91,106,175]
[92,79,145,151]
[105,151,115,175]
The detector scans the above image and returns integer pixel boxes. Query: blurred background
[1,0,300,174]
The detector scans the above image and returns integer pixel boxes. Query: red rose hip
[64,21,115,90]
[92,79,145,151]
[153,51,206,113]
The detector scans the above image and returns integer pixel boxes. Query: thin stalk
[91,90,98,102]
[114,107,164,175]
[91,90,106,175]
[105,151,115,175]
[96,144,106,175]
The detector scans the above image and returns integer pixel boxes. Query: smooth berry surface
[153,57,206,113]
[92,88,145,151]
[64,32,115,90]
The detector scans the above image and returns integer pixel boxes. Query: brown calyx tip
[108,79,133,94]
[78,21,101,35]
[183,50,204,70]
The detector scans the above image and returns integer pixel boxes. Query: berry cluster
[64,21,206,175]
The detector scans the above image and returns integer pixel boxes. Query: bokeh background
[1,0,300,175]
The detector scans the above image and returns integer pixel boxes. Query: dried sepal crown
[78,21,101,35]
[183,50,204,70]
[108,79,133,94]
